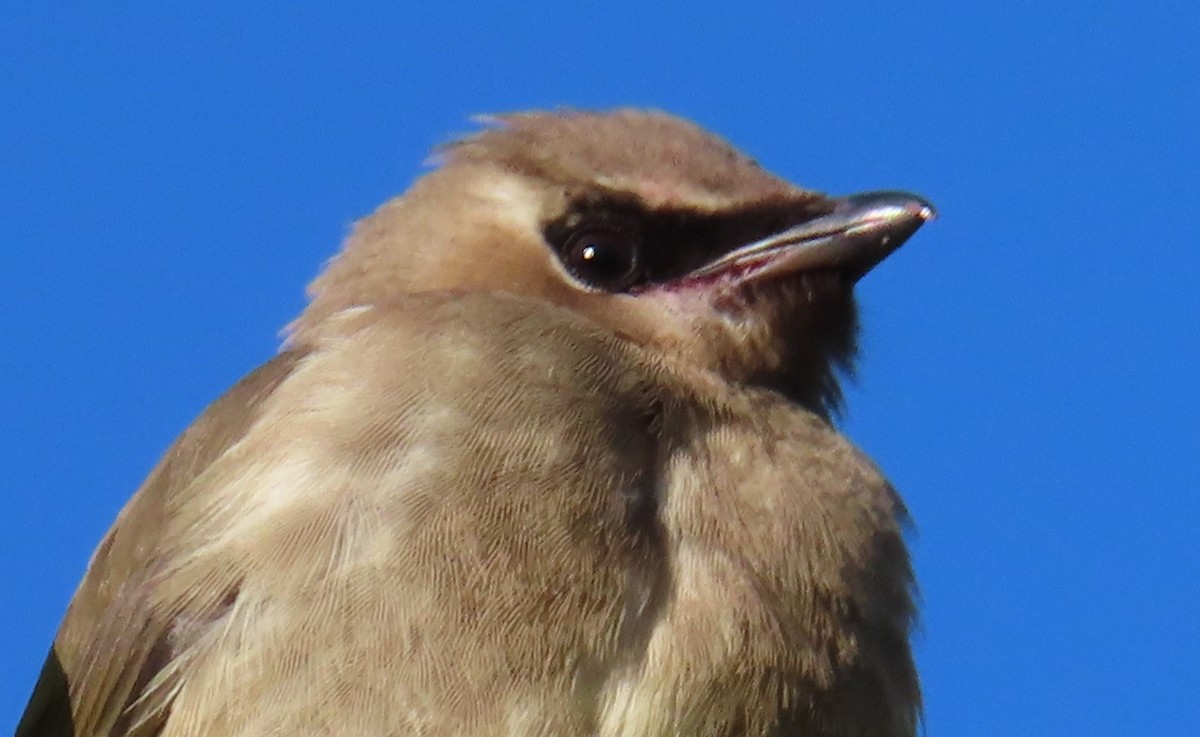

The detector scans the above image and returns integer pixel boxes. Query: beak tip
[848,190,936,221]
[837,191,935,282]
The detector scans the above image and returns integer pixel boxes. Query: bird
[18,109,934,737]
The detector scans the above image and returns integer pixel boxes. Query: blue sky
[2,2,1197,734]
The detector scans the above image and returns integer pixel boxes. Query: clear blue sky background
[2,2,1197,734]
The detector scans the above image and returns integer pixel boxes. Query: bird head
[291,110,933,415]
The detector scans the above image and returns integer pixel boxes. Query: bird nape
[20,109,933,737]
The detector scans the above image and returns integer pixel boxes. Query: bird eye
[561,228,642,291]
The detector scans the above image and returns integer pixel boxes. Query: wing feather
[17,351,307,737]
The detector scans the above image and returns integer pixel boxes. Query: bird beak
[685,191,936,286]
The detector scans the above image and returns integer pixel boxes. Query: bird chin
[710,269,853,316]
[710,272,860,414]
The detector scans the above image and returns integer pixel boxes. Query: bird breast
[146,292,911,736]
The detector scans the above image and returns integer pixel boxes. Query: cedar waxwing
[18,110,934,737]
